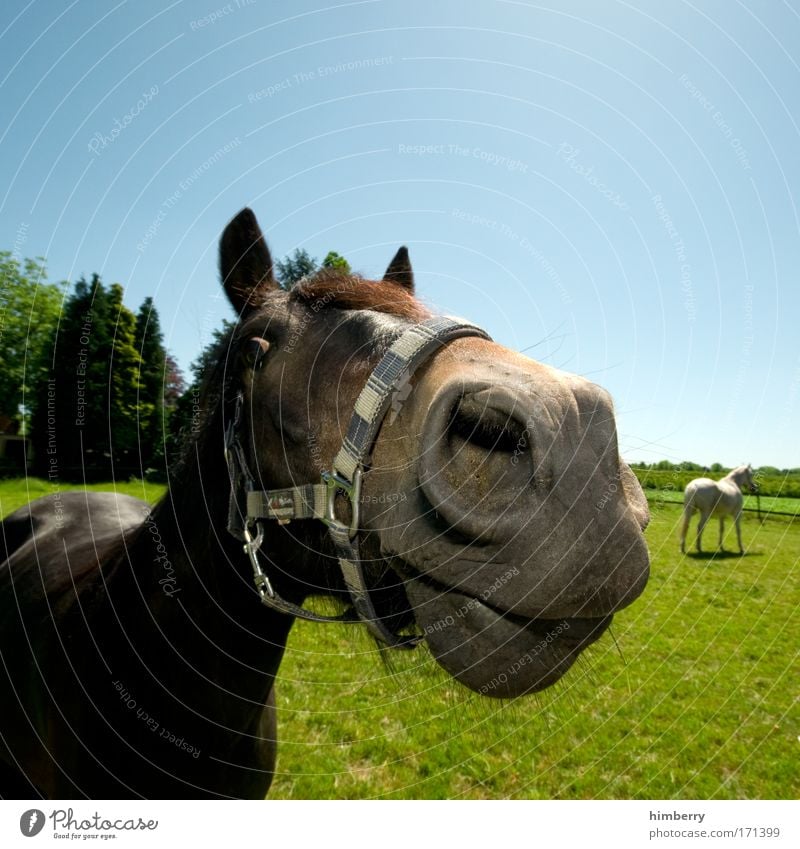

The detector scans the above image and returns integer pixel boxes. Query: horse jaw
[398,568,612,697]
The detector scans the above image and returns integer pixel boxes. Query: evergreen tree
[164,321,233,471]
[27,274,184,480]
[31,274,111,476]
[275,248,317,289]
[107,283,143,471]
[77,276,114,470]
[30,276,146,479]
[134,297,167,470]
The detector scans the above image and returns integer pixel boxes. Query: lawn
[0,476,166,518]
[1,480,797,798]
[268,502,799,799]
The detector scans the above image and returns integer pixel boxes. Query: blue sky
[1,0,798,467]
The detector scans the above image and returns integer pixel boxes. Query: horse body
[680,465,756,554]
[0,208,651,798]
[1,491,287,798]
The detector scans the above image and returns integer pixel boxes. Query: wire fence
[642,488,800,519]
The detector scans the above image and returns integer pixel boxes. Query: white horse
[680,464,757,554]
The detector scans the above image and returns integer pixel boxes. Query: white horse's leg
[735,510,744,554]
[680,503,692,553]
[718,517,725,550]
[696,511,709,553]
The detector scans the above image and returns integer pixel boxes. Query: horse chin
[403,576,611,698]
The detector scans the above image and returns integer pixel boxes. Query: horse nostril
[446,396,526,455]
[417,385,543,542]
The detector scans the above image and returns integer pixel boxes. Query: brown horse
[0,208,650,799]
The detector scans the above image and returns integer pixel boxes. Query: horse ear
[220,208,278,317]
[383,246,414,292]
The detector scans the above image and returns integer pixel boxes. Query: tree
[24,271,184,480]
[32,275,92,474]
[134,297,167,470]
[163,354,185,410]
[29,275,152,479]
[31,275,112,476]
[275,248,317,289]
[322,251,351,273]
[164,321,234,472]
[107,283,143,470]
[0,252,64,433]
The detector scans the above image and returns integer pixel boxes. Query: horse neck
[129,407,295,713]
[725,466,749,488]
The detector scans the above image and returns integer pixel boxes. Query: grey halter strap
[225,315,491,649]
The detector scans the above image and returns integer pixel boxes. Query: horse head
[219,208,650,699]
[734,464,758,493]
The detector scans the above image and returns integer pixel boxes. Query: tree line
[631,460,800,478]
[0,246,348,481]
[630,462,800,500]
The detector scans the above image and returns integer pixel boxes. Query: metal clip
[243,523,274,599]
[321,467,362,540]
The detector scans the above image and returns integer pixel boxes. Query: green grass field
[1,479,798,798]
[0,476,166,518]
[268,501,799,799]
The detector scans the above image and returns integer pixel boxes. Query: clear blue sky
[2,0,798,468]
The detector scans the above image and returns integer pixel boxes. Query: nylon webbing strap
[247,484,328,523]
[333,316,490,481]
[253,584,359,624]
[326,523,420,648]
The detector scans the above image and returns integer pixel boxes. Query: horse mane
[290,269,430,321]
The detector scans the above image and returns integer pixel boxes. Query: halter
[225,315,491,649]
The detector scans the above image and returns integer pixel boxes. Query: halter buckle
[321,467,362,539]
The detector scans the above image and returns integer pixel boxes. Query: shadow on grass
[683,550,755,561]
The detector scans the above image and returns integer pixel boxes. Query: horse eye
[242,337,270,369]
